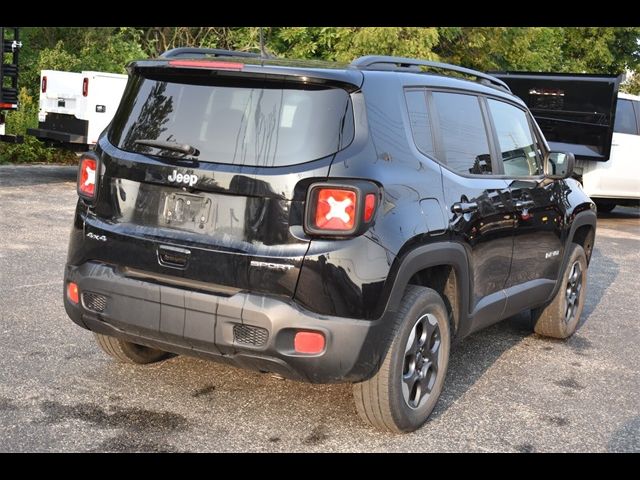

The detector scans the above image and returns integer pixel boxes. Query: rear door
[427,90,514,320]
[38,70,83,118]
[88,62,360,300]
[79,72,128,144]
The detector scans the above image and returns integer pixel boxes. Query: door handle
[451,201,478,214]
[514,200,535,210]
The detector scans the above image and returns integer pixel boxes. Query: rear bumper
[64,262,390,383]
[27,127,88,145]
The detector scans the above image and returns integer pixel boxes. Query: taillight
[77,154,98,200]
[315,188,356,231]
[82,77,89,97]
[41,76,47,93]
[304,181,379,237]
[364,193,376,222]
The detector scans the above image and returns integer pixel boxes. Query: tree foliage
[621,73,640,96]
[2,26,639,163]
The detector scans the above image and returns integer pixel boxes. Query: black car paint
[64,59,596,383]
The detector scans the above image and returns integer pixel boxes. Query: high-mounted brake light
[168,60,244,71]
[41,76,47,93]
[77,155,97,200]
[82,77,89,97]
[305,182,379,237]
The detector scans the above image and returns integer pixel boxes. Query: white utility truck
[27,69,127,151]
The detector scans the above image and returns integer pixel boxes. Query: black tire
[353,286,451,433]
[94,333,171,364]
[531,243,588,339]
[595,200,616,213]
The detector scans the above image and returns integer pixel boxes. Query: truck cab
[580,92,640,211]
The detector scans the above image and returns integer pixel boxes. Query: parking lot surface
[0,165,638,452]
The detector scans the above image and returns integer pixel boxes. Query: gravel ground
[0,165,638,452]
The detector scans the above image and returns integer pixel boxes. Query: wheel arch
[381,242,471,339]
[566,208,597,262]
[542,208,597,304]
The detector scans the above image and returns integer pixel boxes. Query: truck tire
[531,243,588,339]
[594,200,615,213]
[353,286,450,433]
[94,333,171,364]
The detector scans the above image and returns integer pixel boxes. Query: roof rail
[351,55,511,92]
[160,47,263,59]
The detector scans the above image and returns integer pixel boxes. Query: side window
[614,99,638,135]
[487,99,542,177]
[432,92,492,175]
[404,89,435,157]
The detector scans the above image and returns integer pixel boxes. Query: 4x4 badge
[86,232,107,242]
[168,170,198,187]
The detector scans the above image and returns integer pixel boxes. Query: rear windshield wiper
[134,139,200,156]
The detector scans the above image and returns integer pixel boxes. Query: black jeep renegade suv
[63,50,596,433]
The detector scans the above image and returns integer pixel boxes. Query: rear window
[109,74,354,167]
[613,99,638,135]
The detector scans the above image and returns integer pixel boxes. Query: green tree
[435,27,640,74]
[621,71,640,95]
[269,27,439,62]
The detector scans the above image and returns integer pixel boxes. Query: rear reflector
[78,156,97,199]
[294,331,325,354]
[168,60,244,71]
[82,77,89,97]
[67,282,79,304]
[42,76,47,93]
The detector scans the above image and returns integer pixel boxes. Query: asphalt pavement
[0,165,638,452]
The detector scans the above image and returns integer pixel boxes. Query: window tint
[432,92,492,175]
[487,99,542,177]
[405,89,435,157]
[109,75,354,167]
[614,99,638,135]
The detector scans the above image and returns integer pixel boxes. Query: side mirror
[544,151,575,179]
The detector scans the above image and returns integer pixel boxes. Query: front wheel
[353,286,451,433]
[531,243,588,339]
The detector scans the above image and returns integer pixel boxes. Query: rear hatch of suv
[81,58,362,299]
